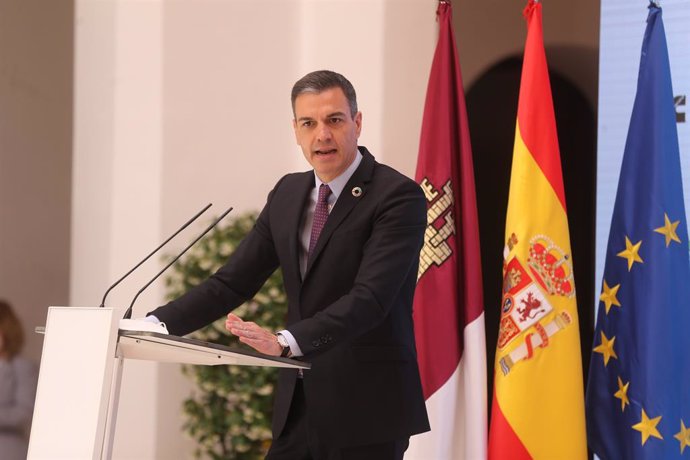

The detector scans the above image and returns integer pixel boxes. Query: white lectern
[27,306,308,460]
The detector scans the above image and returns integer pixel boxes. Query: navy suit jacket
[150,147,430,447]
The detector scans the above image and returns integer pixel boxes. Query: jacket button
[312,341,320,347]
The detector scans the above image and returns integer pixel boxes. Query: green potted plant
[164,212,287,459]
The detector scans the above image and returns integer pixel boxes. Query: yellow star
[600,280,622,314]
[613,376,630,412]
[593,331,617,366]
[675,420,690,454]
[617,236,644,271]
[654,213,681,247]
[632,408,663,445]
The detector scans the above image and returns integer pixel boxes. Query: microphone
[122,206,233,320]
[99,203,212,308]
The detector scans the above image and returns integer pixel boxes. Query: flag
[487,1,587,458]
[585,4,690,458]
[406,1,487,459]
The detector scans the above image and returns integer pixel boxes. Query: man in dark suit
[148,70,430,459]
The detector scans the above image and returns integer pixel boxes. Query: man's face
[293,87,362,183]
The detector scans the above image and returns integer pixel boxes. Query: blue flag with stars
[585,4,690,459]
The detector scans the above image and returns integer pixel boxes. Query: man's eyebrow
[296,111,347,122]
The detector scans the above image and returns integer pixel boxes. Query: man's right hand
[225,313,283,356]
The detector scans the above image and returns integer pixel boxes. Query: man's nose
[316,124,333,142]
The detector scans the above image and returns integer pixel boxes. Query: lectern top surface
[118,330,311,369]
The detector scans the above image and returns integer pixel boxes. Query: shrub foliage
[164,212,287,459]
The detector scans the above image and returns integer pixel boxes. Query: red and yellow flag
[488,2,587,458]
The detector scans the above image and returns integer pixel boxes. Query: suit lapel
[304,148,376,277]
[286,172,315,287]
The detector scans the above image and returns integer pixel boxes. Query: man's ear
[354,111,362,137]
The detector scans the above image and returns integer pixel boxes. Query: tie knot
[318,184,332,204]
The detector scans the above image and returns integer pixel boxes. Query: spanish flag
[488,1,587,458]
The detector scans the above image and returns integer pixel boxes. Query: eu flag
[586,4,690,459]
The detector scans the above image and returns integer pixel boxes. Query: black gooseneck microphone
[122,206,233,320]
[99,203,213,309]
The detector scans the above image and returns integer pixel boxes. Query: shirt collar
[314,149,363,199]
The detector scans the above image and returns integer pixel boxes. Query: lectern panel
[28,306,122,460]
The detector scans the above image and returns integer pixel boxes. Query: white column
[73,1,165,458]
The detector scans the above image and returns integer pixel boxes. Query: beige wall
[0,0,72,362]
[455,0,599,106]
[1,0,600,458]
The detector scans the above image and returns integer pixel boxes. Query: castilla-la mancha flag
[406,1,487,459]
[488,1,587,459]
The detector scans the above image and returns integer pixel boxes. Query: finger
[229,325,266,340]
[237,323,268,336]
[240,335,271,345]
[227,313,243,322]
[225,314,245,331]
[228,325,250,337]
[227,322,248,335]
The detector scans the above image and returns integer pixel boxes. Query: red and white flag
[406,2,487,459]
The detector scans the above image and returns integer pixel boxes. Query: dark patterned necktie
[308,184,332,257]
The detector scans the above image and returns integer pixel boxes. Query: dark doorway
[466,56,596,409]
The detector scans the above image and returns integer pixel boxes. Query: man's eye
[302,121,313,128]
[329,118,342,124]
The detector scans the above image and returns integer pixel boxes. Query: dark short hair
[291,70,358,118]
[0,300,24,358]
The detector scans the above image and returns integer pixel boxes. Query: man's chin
[313,164,340,182]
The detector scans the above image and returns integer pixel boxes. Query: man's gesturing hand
[225,313,282,356]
